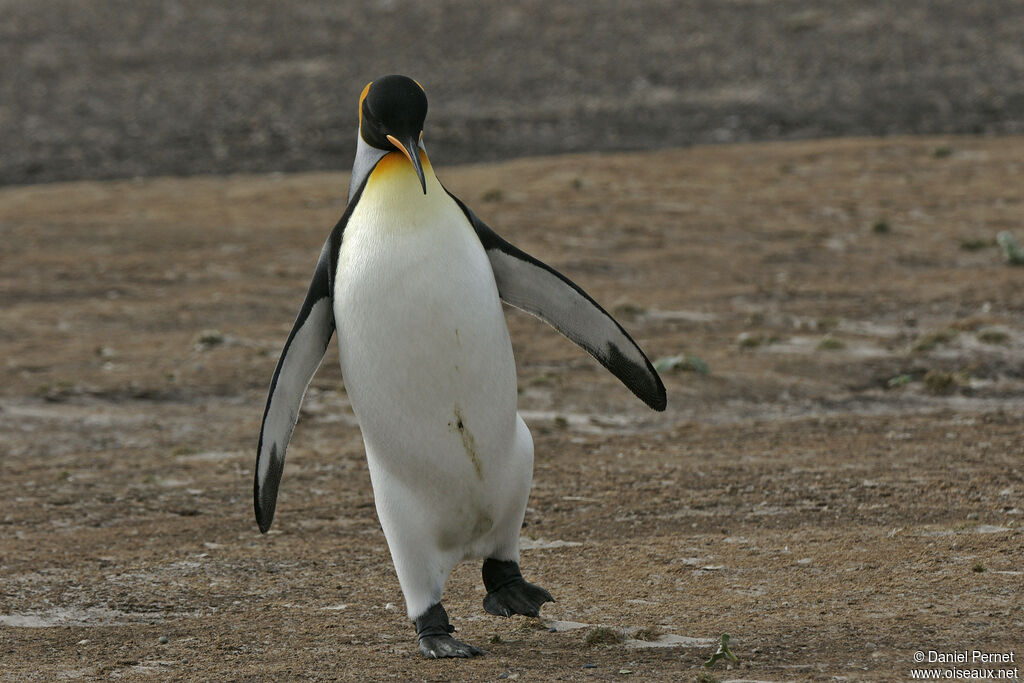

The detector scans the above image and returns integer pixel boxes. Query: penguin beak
[386,134,427,194]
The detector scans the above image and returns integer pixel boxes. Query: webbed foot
[481,558,555,618]
[414,602,484,659]
[418,633,484,658]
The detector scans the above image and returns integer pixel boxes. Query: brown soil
[1,136,1022,681]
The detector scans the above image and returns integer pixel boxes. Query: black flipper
[254,183,363,533]
[254,240,335,532]
[449,195,667,411]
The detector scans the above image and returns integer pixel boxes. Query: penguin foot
[418,634,484,659]
[415,602,484,659]
[481,558,555,618]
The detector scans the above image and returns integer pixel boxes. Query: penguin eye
[362,103,377,126]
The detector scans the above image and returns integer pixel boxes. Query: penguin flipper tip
[254,441,284,533]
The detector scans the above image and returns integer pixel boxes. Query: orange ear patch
[358,81,373,128]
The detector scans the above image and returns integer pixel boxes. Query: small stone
[158,636,169,644]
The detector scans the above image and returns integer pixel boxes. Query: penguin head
[359,75,429,194]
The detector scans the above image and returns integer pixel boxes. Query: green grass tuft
[584,626,623,647]
[977,329,1009,344]
[912,329,958,353]
[194,329,225,348]
[816,316,839,331]
[887,374,913,388]
[632,627,662,642]
[959,237,994,251]
[514,618,549,633]
[817,336,845,351]
[997,231,1024,265]
[737,333,764,349]
[923,369,969,395]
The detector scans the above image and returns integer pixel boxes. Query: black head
[359,75,429,192]
[360,76,427,149]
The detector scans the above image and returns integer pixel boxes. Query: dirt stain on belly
[450,403,483,480]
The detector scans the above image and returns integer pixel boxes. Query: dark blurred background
[3,0,1023,186]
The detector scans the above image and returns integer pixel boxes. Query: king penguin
[254,75,667,658]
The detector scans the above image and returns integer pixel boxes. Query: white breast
[333,154,520,493]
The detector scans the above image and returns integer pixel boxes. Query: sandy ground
[1,136,1023,681]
